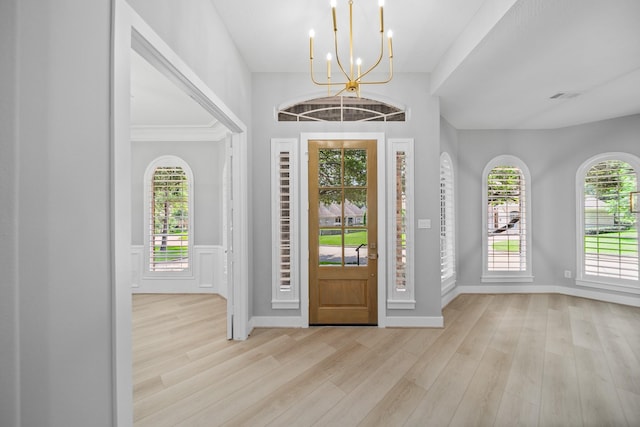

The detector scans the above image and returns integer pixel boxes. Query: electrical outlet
[417,219,431,229]
[564,270,572,279]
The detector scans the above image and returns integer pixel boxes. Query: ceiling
[209,0,640,129]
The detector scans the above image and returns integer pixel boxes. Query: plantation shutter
[278,152,292,290]
[387,139,415,309]
[486,166,527,272]
[440,154,456,285]
[149,166,189,272]
[395,151,407,291]
[271,139,299,309]
[583,160,638,280]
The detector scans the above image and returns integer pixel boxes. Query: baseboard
[386,316,444,328]
[442,284,640,308]
[249,316,305,329]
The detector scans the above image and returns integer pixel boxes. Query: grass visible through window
[319,231,367,246]
[585,228,638,256]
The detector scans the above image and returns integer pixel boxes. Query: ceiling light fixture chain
[309,0,393,97]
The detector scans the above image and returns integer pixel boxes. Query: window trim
[481,155,533,283]
[575,152,640,294]
[271,138,300,309]
[387,138,415,309]
[440,152,456,294]
[143,155,194,278]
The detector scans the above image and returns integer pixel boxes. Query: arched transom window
[278,96,405,122]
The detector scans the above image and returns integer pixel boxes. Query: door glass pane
[319,229,342,266]
[345,229,368,266]
[319,189,342,227]
[319,149,342,187]
[344,149,367,186]
[344,189,367,227]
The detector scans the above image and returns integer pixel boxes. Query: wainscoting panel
[131,245,226,294]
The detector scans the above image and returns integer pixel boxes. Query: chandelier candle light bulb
[308,0,394,97]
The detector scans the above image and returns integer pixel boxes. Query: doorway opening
[113,2,249,423]
[308,139,378,324]
[300,132,387,328]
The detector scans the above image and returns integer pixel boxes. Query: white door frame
[112,1,250,424]
[300,132,387,328]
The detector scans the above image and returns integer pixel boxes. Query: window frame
[440,152,456,294]
[481,155,533,282]
[271,138,300,309]
[576,152,640,294]
[387,138,415,309]
[143,155,194,278]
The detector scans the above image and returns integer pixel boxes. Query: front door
[309,140,377,325]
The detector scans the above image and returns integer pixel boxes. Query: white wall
[456,114,640,302]
[127,0,252,126]
[7,0,114,425]
[0,0,252,425]
[131,140,226,246]
[251,72,442,319]
[0,0,19,425]
[131,140,227,294]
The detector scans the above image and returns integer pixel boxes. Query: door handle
[368,253,378,260]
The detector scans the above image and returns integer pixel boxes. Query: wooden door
[309,140,377,325]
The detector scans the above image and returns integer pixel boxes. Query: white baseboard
[249,316,305,329]
[442,284,640,308]
[386,316,444,327]
[249,315,443,329]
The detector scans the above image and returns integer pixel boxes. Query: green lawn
[491,229,638,256]
[491,239,522,252]
[585,229,638,256]
[153,246,189,260]
[319,230,367,246]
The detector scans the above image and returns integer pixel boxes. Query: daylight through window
[149,166,189,272]
[583,159,638,280]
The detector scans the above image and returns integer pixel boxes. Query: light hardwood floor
[133,293,640,426]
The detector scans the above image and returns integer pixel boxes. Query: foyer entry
[308,139,378,325]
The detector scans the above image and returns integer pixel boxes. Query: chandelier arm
[309,58,321,85]
[332,31,351,82]
[334,86,348,97]
[349,0,354,80]
[358,59,393,85]
[358,31,385,82]
[310,58,339,87]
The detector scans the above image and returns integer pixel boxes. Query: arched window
[577,153,639,292]
[278,96,406,122]
[144,156,193,275]
[482,155,532,282]
[440,152,456,293]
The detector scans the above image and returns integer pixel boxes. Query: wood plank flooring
[133,293,640,426]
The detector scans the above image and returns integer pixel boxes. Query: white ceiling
[209,0,640,129]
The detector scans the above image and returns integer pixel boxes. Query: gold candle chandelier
[309,0,393,97]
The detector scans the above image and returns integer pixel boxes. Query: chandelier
[309,0,393,97]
